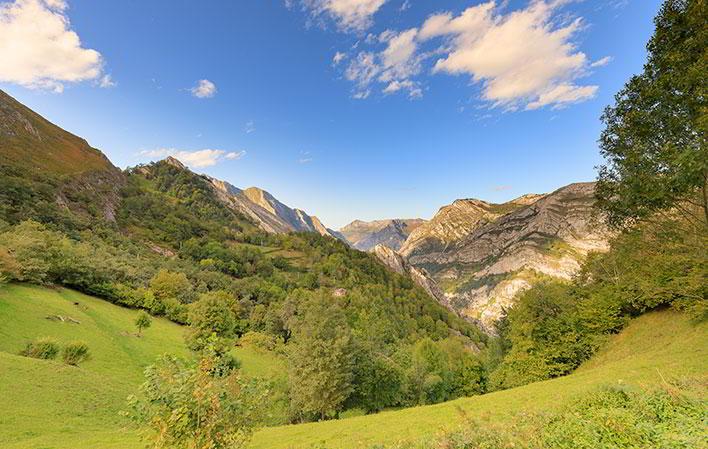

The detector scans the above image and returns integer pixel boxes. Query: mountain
[376,183,610,331]
[340,218,426,251]
[206,174,343,239]
[0,89,124,222]
[0,90,117,176]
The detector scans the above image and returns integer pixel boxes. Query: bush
[379,380,708,449]
[19,337,60,360]
[62,341,91,366]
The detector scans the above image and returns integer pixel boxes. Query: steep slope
[249,309,707,449]
[399,194,543,261]
[0,90,116,176]
[340,219,426,251]
[207,178,342,239]
[396,184,609,331]
[372,244,453,313]
[0,89,124,222]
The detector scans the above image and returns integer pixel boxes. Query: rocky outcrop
[372,244,455,313]
[206,177,342,239]
[0,89,125,222]
[396,183,611,332]
[340,219,426,251]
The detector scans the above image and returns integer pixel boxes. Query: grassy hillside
[1,286,704,449]
[0,90,115,176]
[0,283,291,449]
[249,308,707,449]
[0,284,189,449]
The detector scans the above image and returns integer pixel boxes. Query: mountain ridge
[368,183,610,331]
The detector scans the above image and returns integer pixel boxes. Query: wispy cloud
[332,51,347,65]
[297,0,387,32]
[244,120,256,134]
[98,74,116,88]
[0,0,110,92]
[493,185,512,192]
[590,56,613,68]
[190,79,217,98]
[140,148,245,168]
[335,1,601,109]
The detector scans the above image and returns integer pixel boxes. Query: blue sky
[0,0,662,228]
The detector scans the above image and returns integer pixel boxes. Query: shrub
[379,380,708,449]
[135,310,152,336]
[124,353,265,449]
[62,341,91,366]
[19,337,60,360]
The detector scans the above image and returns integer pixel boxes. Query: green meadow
[0,283,705,449]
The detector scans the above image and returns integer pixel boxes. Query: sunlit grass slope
[0,284,705,449]
[0,284,190,449]
[249,309,707,449]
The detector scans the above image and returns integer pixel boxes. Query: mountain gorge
[340,218,426,251]
[348,184,611,331]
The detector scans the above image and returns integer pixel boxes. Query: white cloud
[0,0,107,92]
[590,56,612,67]
[335,0,599,109]
[526,83,598,110]
[301,0,387,32]
[98,74,116,88]
[225,150,247,160]
[140,148,244,168]
[244,120,256,134]
[399,0,410,12]
[344,28,422,98]
[190,79,217,98]
[332,51,347,65]
[423,1,596,109]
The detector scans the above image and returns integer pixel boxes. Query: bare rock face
[372,244,455,313]
[206,177,343,240]
[340,219,426,251]
[352,184,609,332]
[395,183,611,332]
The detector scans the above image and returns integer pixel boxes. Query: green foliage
[596,0,708,226]
[490,214,707,390]
[124,353,266,449]
[186,291,239,351]
[62,341,91,366]
[148,269,195,304]
[382,381,708,449]
[19,337,60,360]
[134,311,152,336]
[288,293,355,421]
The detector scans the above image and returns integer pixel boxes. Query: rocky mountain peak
[163,156,187,170]
[340,218,426,252]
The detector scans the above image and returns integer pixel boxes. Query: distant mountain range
[341,185,610,331]
[339,219,426,251]
[1,87,609,333]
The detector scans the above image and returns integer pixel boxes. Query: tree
[148,269,194,304]
[135,310,152,337]
[186,291,238,351]
[596,0,708,227]
[125,352,265,449]
[287,294,355,421]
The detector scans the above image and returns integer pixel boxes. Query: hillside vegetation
[249,309,707,449]
[1,283,702,449]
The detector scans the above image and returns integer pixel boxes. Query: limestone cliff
[340,219,426,251]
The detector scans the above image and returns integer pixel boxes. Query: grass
[0,283,289,448]
[0,284,705,449]
[248,309,707,449]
